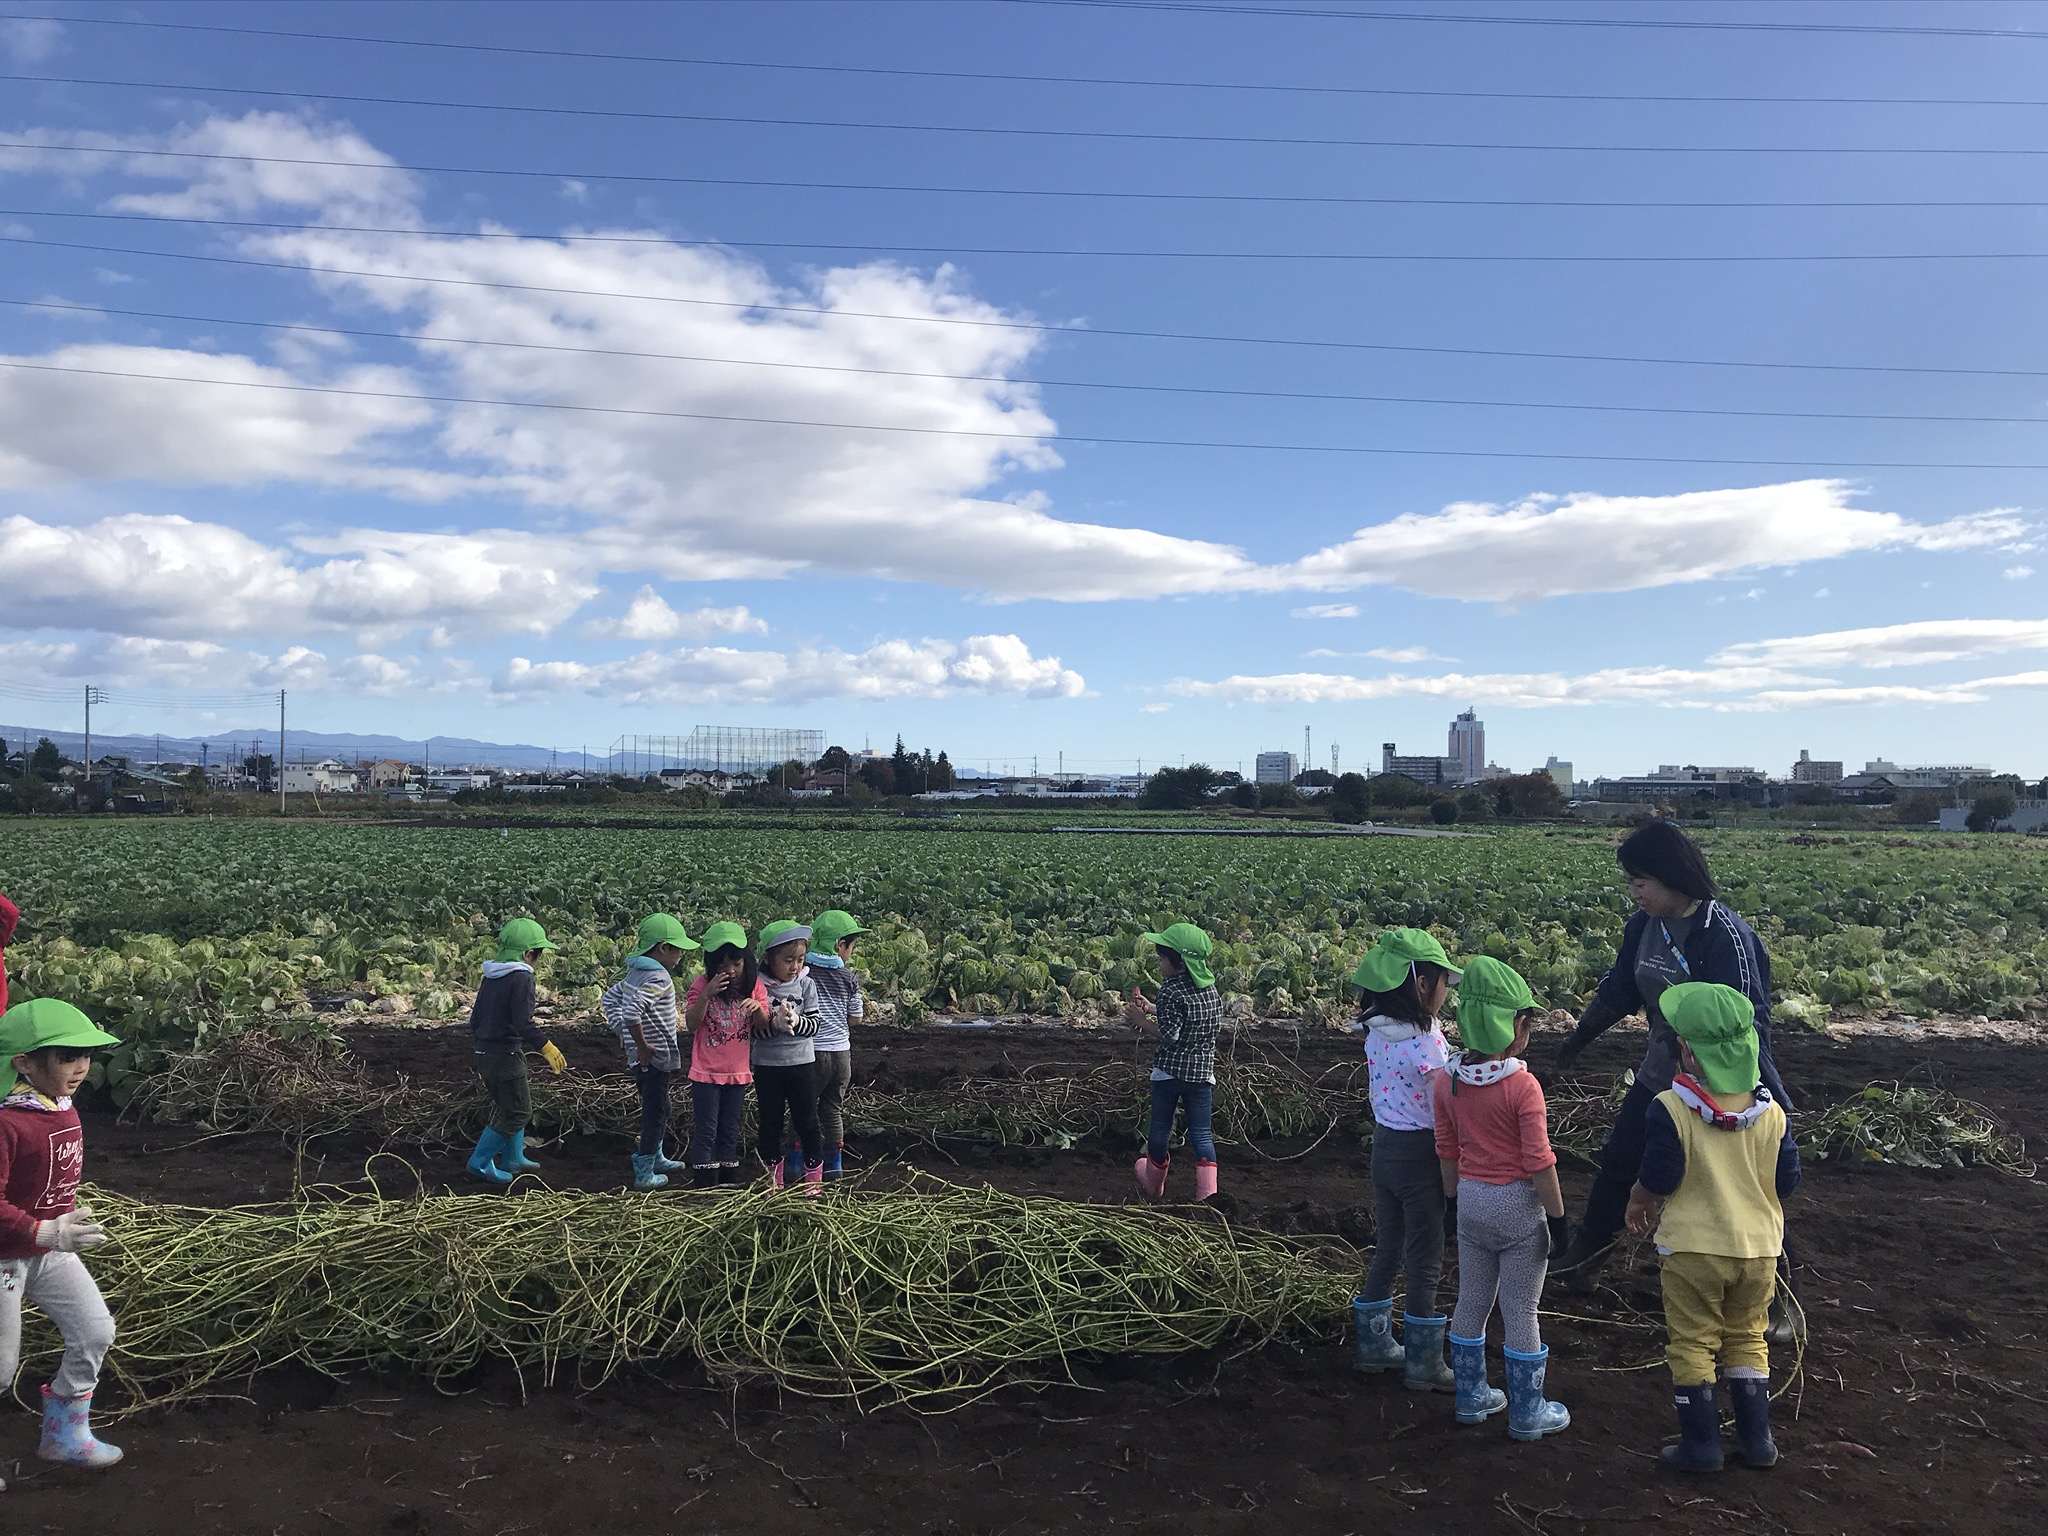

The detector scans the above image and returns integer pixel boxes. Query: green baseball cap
[630,912,700,958]
[1455,955,1538,1055]
[491,917,558,964]
[0,999,122,1097]
[1140,921,1215,988]
[811,910,870,951]
[758,919,813,957]
[1663,981,1761,1095]
[698,921,749,956]
[1350,928,1462,993]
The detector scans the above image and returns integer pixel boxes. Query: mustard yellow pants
[1661,1251,1776,1383]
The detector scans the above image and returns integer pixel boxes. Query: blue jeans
[1146,1077,1216,1164]
[686,1080,748,1168]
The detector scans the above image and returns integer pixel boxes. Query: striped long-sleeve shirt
[600,959,682,1073]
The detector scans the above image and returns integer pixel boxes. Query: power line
[12,356,2048,472]
[5,87,2047,157]
[17,221,2048,279]
[13,296,2048,427]
[16,10,2048,104]
[9,235,2046,380]
[999,0,2048,41]
[18,139,2048,214]
[17,205,2048,265]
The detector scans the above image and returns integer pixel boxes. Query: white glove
[34,1207,107,1253]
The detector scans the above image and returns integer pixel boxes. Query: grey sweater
[751,972,822,1068]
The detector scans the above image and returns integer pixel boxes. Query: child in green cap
[1350,927,1461,1394]
[753,920,825,1191]
[1433,956,1571,1442]
[465,917,569,1185]
[0,998,125,1472]
[683,922,768,1186]
[1125,921,1223,1202]
[601,913,701,1192]
[1627,980,1801,1475]
[804,909,870,1181]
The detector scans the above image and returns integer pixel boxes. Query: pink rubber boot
[802,1162,824,1197]
[1194,1160,1219,1201]
[767,1157,786,1191]
[1134,1154,1169,1199]
[38,1386,123,1469]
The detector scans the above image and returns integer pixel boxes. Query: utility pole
[278,690,287,815]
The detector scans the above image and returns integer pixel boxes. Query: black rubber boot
[1726,1377,1779,1468]
[1659,1382,1726,1474]
[1546,1224,1613,1294]
[690,1167,719,1189]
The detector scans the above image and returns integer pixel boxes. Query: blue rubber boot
[649,1145,687,1175]
[1451,1333,1508,1424]
[630,1154,670,1191]
[466,1127,513,1185]
[1402,1314,1457,1394]
[1504,1345,1571,1441]
[1352,1296,1404,1373]
[37,1387,122,1469]
[1660,1382,1726,1472]
[783,1144,805,1186]
[823,1144,845,1181]
[1726,1377,1778,1469]
[501,1128,541,1173]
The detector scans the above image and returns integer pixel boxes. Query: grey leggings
[1450,1178,1549,1354]
[813,1049,852,1149]
[1361,1127,1445,1316]
[1,1251,117,1400]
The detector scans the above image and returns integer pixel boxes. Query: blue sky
[3,0,2046,777]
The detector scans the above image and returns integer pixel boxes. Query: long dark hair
[702,943,759,996]
[1357,960,1453,1027]
[1617,819,1717,901]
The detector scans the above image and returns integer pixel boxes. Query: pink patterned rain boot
[1133,1154,1169,1199]
[1194,1160,1219,1201]
[38,1385,123,1468]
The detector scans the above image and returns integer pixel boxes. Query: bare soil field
[4,1021,2042,1536]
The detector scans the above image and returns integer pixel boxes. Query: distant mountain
[0,723,581,773]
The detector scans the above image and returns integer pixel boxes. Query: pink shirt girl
[684,973,767,1086]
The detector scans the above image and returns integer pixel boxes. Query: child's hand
[541,1040,568,1075]
[741,997,768,1027]
[772,1000,797,1035]
[1123,988,1155,1024]
[1624,1186,1661,1238]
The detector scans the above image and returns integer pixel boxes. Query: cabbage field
[4,818,2043,1098]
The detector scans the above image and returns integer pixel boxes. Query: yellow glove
[540,1040,568,1075]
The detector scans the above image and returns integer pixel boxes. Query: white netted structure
[610,727,824,775]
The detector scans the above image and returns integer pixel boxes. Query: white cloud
[580,587,769,641]
[1304,646,1453,663]
[0,17,64,63]
[1712,618,2048,671]
[1263,482,2027,604]
[2006,565,2035,580]
[494,633,1086,706]
[1139,702,1173,714]
[0,514,594,637]
[0,635,427,697]
[1291,603,1359,619]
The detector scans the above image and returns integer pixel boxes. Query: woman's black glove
[1547,1214,1572,1260]
[1552,1033,1584,1071]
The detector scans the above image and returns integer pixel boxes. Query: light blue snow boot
[1402,1314,1457,1393]
[630,1154,670,1191]
[466,1127,514,1185]
[501,1128,541,1173]
[1451,1333,1507,1424]
[1504,1345,1571,1441]
[1352,1296,1404,1373]
[38,1387,123,1468]
[649,1144,687,1176]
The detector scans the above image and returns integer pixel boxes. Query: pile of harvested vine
[21,1180,1351,1411]
[133,1031,1366,1156]
[1800,1082,2034,1176]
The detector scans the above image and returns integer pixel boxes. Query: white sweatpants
[0,1251,117,1400]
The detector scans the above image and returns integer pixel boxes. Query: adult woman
[1549,821,1796,1333]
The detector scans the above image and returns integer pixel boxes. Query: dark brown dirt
[6,1023,2044,1534]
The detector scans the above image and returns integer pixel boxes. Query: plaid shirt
[1151,974,1223,1084]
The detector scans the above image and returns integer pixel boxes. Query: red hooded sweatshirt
[0,893,18,1016]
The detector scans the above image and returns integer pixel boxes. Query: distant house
[366,758,412,788]
[282,760,359,794]
[426,772,493,793]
